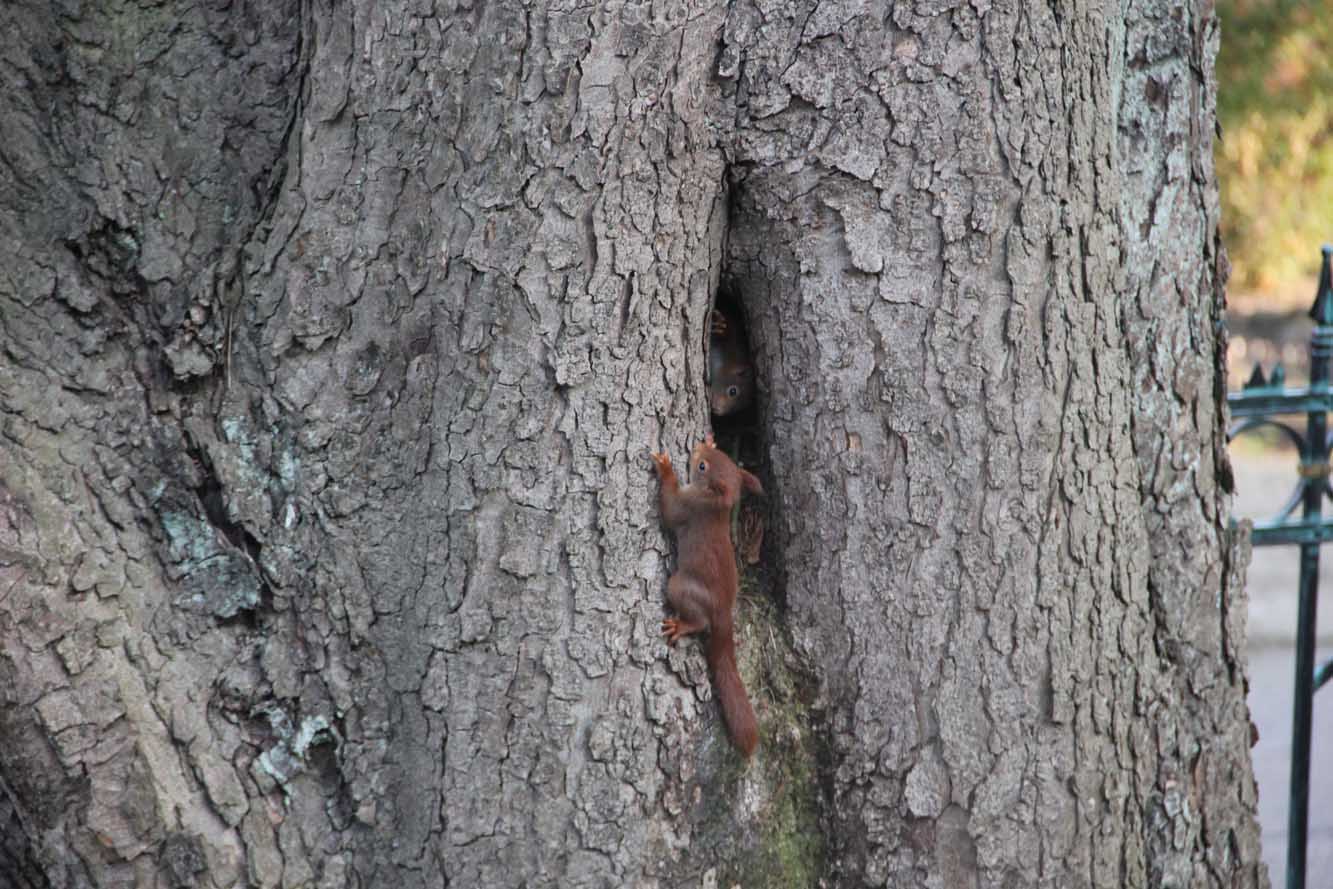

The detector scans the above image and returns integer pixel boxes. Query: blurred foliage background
[1218,0,1333,310]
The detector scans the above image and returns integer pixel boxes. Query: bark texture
[0,1,1263,888]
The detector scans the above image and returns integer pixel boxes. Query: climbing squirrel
[650,433,762,757]
[708,309,755,416]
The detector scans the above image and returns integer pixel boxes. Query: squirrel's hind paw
[662,618,683,645]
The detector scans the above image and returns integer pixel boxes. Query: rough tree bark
[0,1,1264,888]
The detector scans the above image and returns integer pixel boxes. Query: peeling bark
[0,1,1263,887]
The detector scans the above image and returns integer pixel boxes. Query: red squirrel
[650,433,762,757]
[708,309,755,416]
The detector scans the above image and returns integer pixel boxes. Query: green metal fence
[1229,246,1333,889]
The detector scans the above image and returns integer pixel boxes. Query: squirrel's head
[688,434,763,503]
[709,365,754,416]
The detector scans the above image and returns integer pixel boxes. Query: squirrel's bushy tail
[707,624,758,757]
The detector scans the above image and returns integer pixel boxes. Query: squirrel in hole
[650,433,762,757]
[709,308,754,416]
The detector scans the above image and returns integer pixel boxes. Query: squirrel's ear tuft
[740,469,763,497]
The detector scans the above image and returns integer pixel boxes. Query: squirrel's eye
[698,461,707,473]
[727,386,739,397]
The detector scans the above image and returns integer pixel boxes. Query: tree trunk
[0,1,1264,888]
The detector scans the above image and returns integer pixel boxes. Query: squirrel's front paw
[650,451,672,476]
[710,309,728,337]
